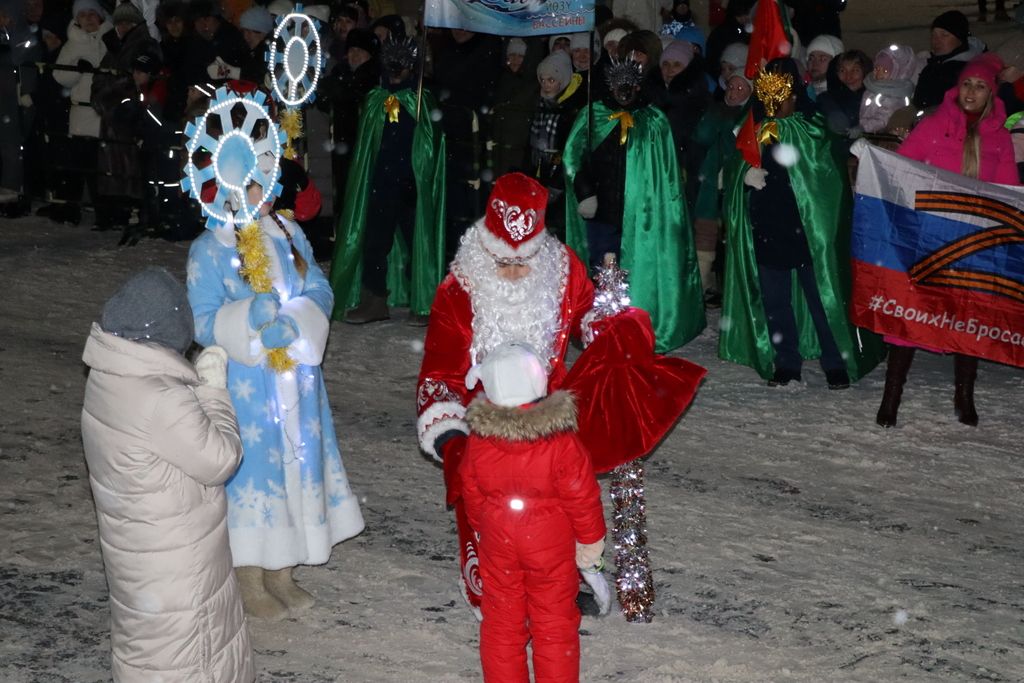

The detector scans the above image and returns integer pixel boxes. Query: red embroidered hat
[479,172,549,262]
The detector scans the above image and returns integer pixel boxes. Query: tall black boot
[954,354,979,426]
[876,346,915,428]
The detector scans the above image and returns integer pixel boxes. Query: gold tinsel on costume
[279,107,303,160]
[754,67,794,118]
[236,221,297,373]
[384,95,401,124]
[608,111,635,146]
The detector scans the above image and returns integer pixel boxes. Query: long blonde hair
[961,96,992,180]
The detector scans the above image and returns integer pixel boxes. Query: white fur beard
[452,224,568,371]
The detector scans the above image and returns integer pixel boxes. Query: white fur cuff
[213,297,263,366]
[417,401,468,462]
[280,296,330,366]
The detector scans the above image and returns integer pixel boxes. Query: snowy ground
[3,4,1024,682]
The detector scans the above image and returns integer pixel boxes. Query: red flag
[744,0,792,79]
[736,110,761,167]
[737,0,793,167]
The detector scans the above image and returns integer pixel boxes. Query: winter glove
[76,58,93,72]
[207,57,240,80]
[18,94,32,108]
[260,315,299,349]
[581,567,613,616]
[849,137,870,158]
[743,167,768,190]
[195,345,229,388]
[847,125,864,140]
[248,291,281,330]
[577,195,598,219]
[576,539,605,572]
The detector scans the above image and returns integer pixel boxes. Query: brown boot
[876,346,915,428]
[954,354,979,426]
[235,566,288,620]
[343,289,389,324]
[264,567,315,611]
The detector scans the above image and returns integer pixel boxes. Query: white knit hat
[806,34,844,58]
[465,342,548,408]
[720,42,749,68]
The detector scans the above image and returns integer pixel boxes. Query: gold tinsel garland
[236,221,297,373]
[279,107,303,160]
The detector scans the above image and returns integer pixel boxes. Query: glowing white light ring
[267,7,324,107]
[180,88,285,229]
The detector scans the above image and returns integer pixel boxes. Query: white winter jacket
[81,324,255,683]
[54,19,111,138]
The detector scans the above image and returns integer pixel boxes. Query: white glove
[581,567,613,616]
[577,195,598,219]
[576,539,605,571]
[743,167,768,190]
[207,57,240,80]
[847,125,864,140]
[849,137,871,158]
[195,346,229,388]
[18,94,33,108]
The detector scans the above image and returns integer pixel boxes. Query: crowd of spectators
[0,0,1022,270]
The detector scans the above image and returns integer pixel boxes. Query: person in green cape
[562,57,706,353]
[329,36,446,326]
[718,57,883,387]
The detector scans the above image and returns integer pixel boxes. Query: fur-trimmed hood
[466,390,577,441]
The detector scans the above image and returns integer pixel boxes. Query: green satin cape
[562,101,706,353]
[718,113,884,380]
[329,87,447,318]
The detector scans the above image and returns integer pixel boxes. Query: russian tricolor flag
[851,144,1024,368]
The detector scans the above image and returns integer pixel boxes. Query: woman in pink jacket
[876,53,1019,429]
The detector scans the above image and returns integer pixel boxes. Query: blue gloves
[260,315,299,349]
[249,292,281,329]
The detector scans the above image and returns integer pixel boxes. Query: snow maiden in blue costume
[183,87,363,619]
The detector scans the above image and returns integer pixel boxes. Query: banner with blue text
[425,0,594,36]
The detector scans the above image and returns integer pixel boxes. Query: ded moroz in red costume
[416,173,594,609]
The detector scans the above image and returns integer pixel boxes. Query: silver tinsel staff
[582,254,655,623]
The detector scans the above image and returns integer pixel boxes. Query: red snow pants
[477,509,581,683]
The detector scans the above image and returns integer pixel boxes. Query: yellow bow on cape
[757,120,780,146]
[384,95,401,124]
[608,111,634,146]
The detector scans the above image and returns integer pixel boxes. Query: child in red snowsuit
[460,342,606,683]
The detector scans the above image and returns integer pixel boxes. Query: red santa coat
[416,232,594,503]
[460,391,606,683]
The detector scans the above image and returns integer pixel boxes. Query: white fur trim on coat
[213,297,263,366]
[280,296,329,366]
[417,401,468,462]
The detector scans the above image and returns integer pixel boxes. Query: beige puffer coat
[81,323,255,683]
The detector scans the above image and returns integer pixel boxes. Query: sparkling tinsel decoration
[580,253,655,621]
[610,460,654,622]
[581,253,631,347]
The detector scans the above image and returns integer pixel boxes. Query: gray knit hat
[112,1,144,25]
[101,267,194,355]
